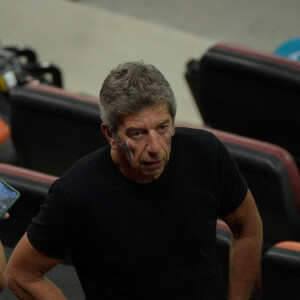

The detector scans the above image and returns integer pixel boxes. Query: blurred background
[1,0,299,125]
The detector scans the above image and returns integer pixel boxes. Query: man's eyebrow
[157,119,171,127]
[125,127,144,135]
[160,119,171,125]
[125,120,171,135]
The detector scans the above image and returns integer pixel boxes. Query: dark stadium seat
[10,83,107,176]
[185,43,300,169]
[177,125,300,250]
[262,241,300,300]
[0,162,57,248]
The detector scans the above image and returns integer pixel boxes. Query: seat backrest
[185,42,300,169]
[0,163,57,247]
[262,241,300,300]
[10,83,108,176]
[177,124,300,249]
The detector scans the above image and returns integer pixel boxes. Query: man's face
[109,103,175,183]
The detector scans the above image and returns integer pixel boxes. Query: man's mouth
[143,160,163,169]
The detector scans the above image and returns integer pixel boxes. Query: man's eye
[158,125,168,133]
[131,131,142,138]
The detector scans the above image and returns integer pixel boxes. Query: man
[5,62,262,299]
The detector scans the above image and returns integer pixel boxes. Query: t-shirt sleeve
[214,136,248,216]
[27,179,75,259]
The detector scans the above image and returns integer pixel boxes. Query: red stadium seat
[0,118,10,146]
[262,241,300,300]
[185,42,300,170]
[177,124,300,250]
[0,117,17,164]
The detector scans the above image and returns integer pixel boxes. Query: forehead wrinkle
[118,103,171,132]
[125,126,146,136]
[124,117,171,135]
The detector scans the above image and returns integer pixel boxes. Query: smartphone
[0,180,20,219]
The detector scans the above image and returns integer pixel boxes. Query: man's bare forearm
[6,275,67,300]
[0,241,6,291]
[227,232,262,300]
[5,233,66,299]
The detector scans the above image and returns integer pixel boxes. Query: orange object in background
[0,118,10,145]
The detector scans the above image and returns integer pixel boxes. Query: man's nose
[146,131,161,153]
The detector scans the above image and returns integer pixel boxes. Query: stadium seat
[0,163,57,248]
[177,125,300,250]
[10,83,107,176]
[185,42,300,170]
[262,241,300,300]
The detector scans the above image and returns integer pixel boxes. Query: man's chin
[140,167,165,182]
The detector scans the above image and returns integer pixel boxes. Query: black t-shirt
[27,127,247,300]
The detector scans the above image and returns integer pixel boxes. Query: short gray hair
[99,61,177,134]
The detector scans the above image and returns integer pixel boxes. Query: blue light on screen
[0,182,17,211]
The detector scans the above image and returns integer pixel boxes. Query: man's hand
[0,240,6,291]
[0,212,9,290]
[1,213,9,219]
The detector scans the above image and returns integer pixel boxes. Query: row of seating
[2,83,299,249]
[185,42,300,170]
[184,43,300,299]
[179,123,300,250]
[10,83,107,175]
[2,82,300,246]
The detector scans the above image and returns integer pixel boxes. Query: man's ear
[101,123,119,150]
[171,116,176,136]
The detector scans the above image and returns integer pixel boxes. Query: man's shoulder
[59,145,111,185]
[174,127,220,148]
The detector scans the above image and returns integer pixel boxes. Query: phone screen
[0,181,20,218]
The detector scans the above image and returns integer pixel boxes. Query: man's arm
[0,213,10,291]
[5,232,67,300]
[222,189,263,300]
[0,240,6,291]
